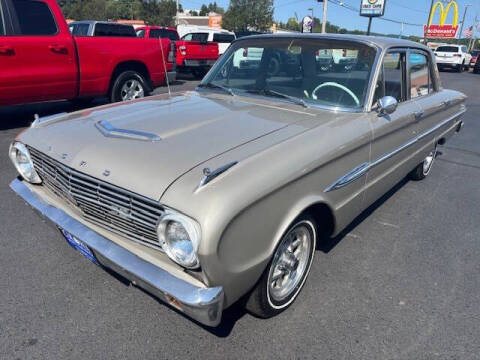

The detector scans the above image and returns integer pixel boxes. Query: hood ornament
[199,161,238,188]
[95,120,161,142]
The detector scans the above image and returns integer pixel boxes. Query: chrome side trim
[198,161,238,188]
[95,119,161,142]
[10,179,224,327]
[325,109,465,192]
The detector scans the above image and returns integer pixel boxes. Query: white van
[177,25,236,55]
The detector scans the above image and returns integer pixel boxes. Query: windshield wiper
[198,82,235,96]
[246,89,308,108]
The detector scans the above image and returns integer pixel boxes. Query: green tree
[140,0,176,26]
[199,4,209,16]
[222,0,273,32]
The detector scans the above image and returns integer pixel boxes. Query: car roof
[235,33,430,51]
[69,21,133,27]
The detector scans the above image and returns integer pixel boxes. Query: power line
[329,0,424,27]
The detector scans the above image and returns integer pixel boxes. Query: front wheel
[110,70,149,103]
[409,148,437,181]
[245,216,317,318]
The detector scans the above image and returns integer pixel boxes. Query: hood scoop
[95,119,161,142]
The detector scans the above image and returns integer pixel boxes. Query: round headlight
[157,213,201,269]
[9,142,41,184]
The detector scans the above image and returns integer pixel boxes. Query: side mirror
[377,96,398,115]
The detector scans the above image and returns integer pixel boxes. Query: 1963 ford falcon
[9,35,466,326]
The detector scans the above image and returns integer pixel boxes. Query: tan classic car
[9,34,466,326]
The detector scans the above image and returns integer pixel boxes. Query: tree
[139,0,176,26]
[199,4,209,16]
[222,0,273,32]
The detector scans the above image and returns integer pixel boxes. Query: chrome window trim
[325,108,466,192]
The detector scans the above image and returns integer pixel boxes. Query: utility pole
[322,0,328,33]
[458,4,471,40]
[469,17,478,51]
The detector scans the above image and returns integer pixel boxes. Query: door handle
[0,46,14,55]
[442,99,452,107]
[414,110,424,120]
[48,45,68,54]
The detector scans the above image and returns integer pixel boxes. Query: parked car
[0,0,174,107]
[177,25,236,55]
[434,45,472,72]
[136,26,219,79]
[9,34,466,327]
[470,49,480,67]
[69,21,137,37]
[473,55,480,74]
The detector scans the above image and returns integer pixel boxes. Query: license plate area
[61,229,98,265]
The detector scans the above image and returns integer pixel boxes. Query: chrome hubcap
[268,224,312,303]
[120,80,144,101]
[423,150,436,175]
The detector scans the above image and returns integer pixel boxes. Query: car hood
[19,92,317,200]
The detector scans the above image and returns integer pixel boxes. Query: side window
[409,52,431,99]
[11,0,57,35]
[378,52,405,103]
[136,29,145,38]
[461,46,467,53]
[182,33,192,41]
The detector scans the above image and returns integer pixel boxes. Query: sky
[180,0,480,37]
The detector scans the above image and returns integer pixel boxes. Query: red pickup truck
[136,26,219,78]
[0,0,174,107]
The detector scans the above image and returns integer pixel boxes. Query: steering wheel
[312,82,360,107]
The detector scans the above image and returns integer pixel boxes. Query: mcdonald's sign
[424,1,459,38]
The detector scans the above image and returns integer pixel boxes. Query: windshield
[201,38,377,110]
[436,46,459,53]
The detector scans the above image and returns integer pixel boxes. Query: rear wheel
[192,67,208,79]
[457,62,464,73]
[245,216,317,318]
[409,148,437,181]
[110,70,149,103]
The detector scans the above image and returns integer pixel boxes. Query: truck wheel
[245,215,317,318]
[192,68,208,79]
[110,70,149,103]
[409,148,437,181]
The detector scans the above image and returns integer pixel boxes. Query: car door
[364,49,422,207]
[0,0,77,106]
[408,49,463,151]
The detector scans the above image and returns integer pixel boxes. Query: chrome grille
[28,146,164,249]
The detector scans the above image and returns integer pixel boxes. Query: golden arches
[428,1,459,27]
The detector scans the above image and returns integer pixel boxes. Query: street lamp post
[458,3,472,40]
[322,0,328,33]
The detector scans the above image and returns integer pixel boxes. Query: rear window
[70,23,90,36]
[182,32,209,42]
[12,0,57,35]
[149,29,179,41]
[213,33,235,43]
[94,23,136,37]
[436,46,459,53]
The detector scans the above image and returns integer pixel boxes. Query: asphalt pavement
[0,71,479,360]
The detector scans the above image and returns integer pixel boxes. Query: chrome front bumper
[10,179,224,327]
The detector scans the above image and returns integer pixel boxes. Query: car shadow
[0,99,107,131]
[317,177,410,253]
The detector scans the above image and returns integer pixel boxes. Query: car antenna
[158,35,172,97]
